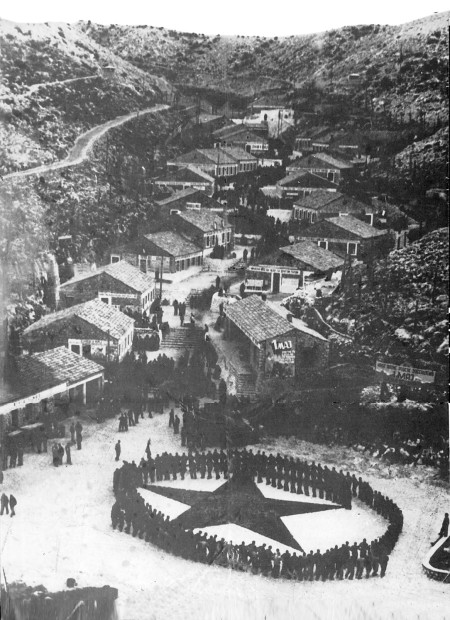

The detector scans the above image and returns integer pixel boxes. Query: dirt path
[3,103,169,180]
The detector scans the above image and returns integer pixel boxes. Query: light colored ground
[0,411,448,620]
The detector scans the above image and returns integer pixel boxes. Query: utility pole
[159,255,163,299]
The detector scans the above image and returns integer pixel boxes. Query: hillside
[0,19,172,174]
[324,228,448,371]
[83,12,449,119]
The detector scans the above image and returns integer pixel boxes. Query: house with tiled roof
[111,231,204,275]
[153,166,215,195]
[172,209,234,252]
[155,188,223,214]
[0,346,105,434]
[300,215,393,261]
[220,147,258,173]
[276,170,339,200]
[245,240,344,294]
[292,191,372,224]
[223,295,329,390]
[22,299,135,362]
[213,124,269,154]
[167,149,239,178]
[286,152,354,184]
[59,260,156,314]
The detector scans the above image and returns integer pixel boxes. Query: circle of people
[111,449,403,580]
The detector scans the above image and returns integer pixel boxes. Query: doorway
[272,272,280,293]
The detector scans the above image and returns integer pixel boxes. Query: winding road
[3,103,169,180]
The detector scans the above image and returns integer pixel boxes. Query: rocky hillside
[0,19,172,174]
[325,228,448,371]
[83,12,449,119]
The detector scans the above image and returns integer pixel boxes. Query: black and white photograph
[0,1,448,618]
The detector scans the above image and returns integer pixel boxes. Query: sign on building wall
[375,361,435,384]
[265,337,296,377]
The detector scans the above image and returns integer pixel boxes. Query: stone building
[59,260,156,315]
[299,215,393,260]
[0,346,104,440]
[22,299,134,362]
[223,295,329,391]
[111,231,203,275]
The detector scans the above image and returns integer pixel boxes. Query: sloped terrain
[325,228,448,370]
[83,12,449,116]
[0,19,172,174]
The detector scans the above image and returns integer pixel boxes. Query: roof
[175,209,227,233]
[213,125,267,142]
[279,240,345,272]
[0,347,104,407]
[172,149,237,166]
[220,147,257,162]
[156,187,200,205]
[280,240,344,271]
[197,113,224,124]
[60,260,154,293]
[144,231,202,256]
[18,346,104,388]
[224,295,294,344]
[277,171,338,189]
[155,166,214,185]
[267,303,328,342]
[288,153,352,171]
[326,215,388,238]
[23,299,134,341]
[312,152,353,169]
[294,191,343,210]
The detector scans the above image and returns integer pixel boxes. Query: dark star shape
[146,472,342,552]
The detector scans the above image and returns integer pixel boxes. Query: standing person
[65,443,72,465]
[173,299,179,316]
[115,440,121,462]
[145,439,152,460]
[58,443,65,466]
[70,422,76,444]
[9,494,17,517]
[75,421,83,450]
[169,409,175,428]
[174,415,180,434]
[0,492,9,515]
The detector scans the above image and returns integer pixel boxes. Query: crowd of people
[111,449,403,581]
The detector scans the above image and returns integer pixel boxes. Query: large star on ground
[146,473,343,551]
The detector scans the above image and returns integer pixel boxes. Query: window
[71,344,81,355]
[175,261,180,272]
[111,255,120,264]
[206,236,210,248]
[318,241,328,250]
[227,231,231,242]
[139,258,147,273]
[347,242,358,256]
[100,297,109,304]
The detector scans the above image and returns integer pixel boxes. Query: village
[0,11,449,620]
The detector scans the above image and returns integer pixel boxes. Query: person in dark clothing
[128,410,135,427]
[9,494,17,517]
[75,422,83,450]
[173,415,180,434]
[115,440,121,461]
[173,299,179,316]
[65,443,72,465]
[70,422,76,443]
[58,443,65,465]
[169,409,175,428]
[0,493,9,515]
[145,439,152,460]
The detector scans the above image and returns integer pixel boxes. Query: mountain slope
[0,19,173,174]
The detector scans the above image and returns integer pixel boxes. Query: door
[272,272,280,293]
